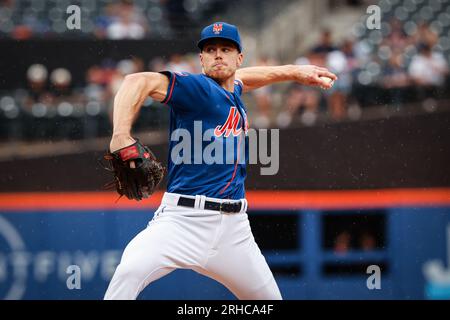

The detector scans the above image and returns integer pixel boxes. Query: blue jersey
[160,71,249,200]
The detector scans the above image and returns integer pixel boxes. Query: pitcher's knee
[105,259,176,300]
[104,262,148,299]
[117,261,151,285]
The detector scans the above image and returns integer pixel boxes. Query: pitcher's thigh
[206,241,282,300]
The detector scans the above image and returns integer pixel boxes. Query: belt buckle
[220,201,240,214]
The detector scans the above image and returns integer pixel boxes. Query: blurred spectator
[382,51,410,88]
[106,1,148,40]
[166,54,193,73]
[341,39,360,73]
[185,53,203,74]
[312,29,337,55]
[334,231,351,254]
[94,2,120,39]
[409,43,448,87]
[359,231,376,251]
[413,22,439,48]
[148,57,167,72]
[12,25,33,40]
[277,51,323,128]
[50,68,84,118]
[117,59,138,76]
[252,57,274,128]
[84,66,108,104]
[23,64,54,115]
[409,43,449,103]
[340,39,361,112]
[325,47,352,121]
[380,50,412,105]
[132,57,145,73]
[382,18,411,53]
[50,68,73,98]
[353,38,373,66]
[99,59,119,85]
[86,65,109,87]
[10,3,50,40]
[26,64,49,102]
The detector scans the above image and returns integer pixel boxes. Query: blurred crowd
[20,51,202,111]
[2,1,450,141]
[261,20,450,128]
[2,17,450,141]
[0,53,205,141]
[0,0,211,40]
[324,213,384,255]
[333,230,377,254]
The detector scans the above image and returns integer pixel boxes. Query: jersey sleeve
[234,78,244,96]
[159,71,209,112]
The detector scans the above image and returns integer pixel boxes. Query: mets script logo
[214,107,248,138]
[213,23,223,34]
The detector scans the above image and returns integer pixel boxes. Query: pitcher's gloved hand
[103,140,165,201]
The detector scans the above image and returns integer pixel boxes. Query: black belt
[177,197,243,213]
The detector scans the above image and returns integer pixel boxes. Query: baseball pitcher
[104,22,337,300]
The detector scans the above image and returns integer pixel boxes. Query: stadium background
[1,0,450,300]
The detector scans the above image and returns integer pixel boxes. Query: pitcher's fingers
[318,70,338,80]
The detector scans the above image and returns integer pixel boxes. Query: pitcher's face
[200,39,243,81]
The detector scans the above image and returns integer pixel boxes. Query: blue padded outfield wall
[1,205,450,300]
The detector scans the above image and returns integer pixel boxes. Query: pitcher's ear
[237,53,244,67]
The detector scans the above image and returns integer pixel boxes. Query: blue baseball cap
[197,22,242,52]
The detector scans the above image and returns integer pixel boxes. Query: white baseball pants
[104,192,282,300]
